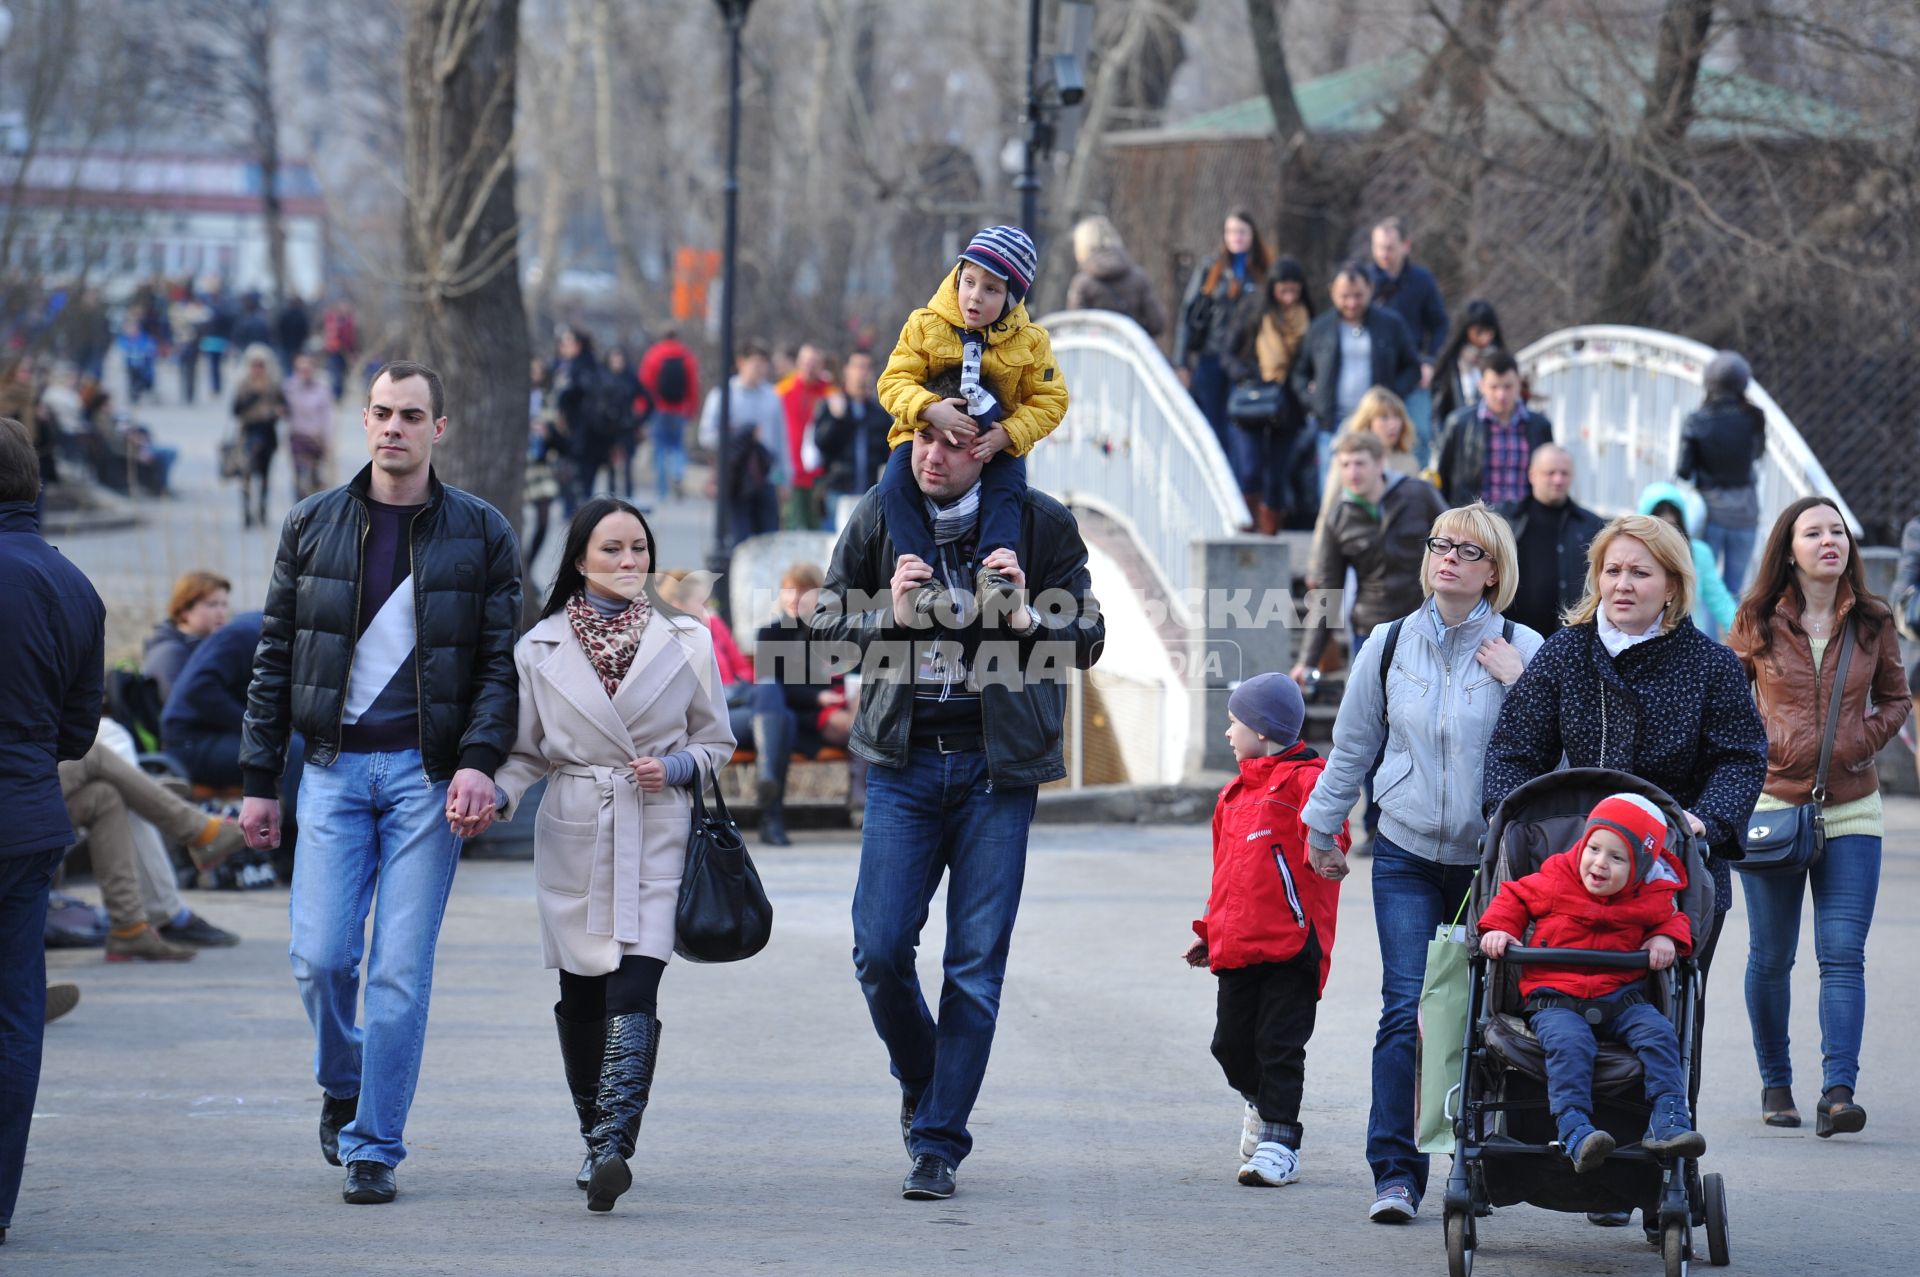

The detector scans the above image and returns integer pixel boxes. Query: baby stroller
[1440,768,1730,1277]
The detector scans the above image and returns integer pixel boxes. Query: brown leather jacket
[1731,584,1913,805]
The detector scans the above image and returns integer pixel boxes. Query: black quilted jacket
[239,465,521,797]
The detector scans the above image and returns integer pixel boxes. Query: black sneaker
[343,1160,396,1205]
[901,1153,956,1200]
[320,1092,359,1167]
[158,911,241,947]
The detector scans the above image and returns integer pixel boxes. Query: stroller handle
[1497,945,1650,970]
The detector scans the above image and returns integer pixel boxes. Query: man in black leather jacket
[806,422,1102,1202]
[239,360,521,1206]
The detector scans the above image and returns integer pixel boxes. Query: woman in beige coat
[494,497,735,1213]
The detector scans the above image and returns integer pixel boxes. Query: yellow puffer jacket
[877,272,1069,457]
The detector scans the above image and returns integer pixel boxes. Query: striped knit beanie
[958,226,1038,305]
[1579,793,1670,883]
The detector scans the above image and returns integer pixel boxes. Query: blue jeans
[1740,833,1881,1093]
[1404,386,1434,469]
[1189,355,1232,458]
[1530,989,1687,1120]
[851,747,1038,1168]
[1702,522,1758,597]
[0,848,65,1229]
[289,750,460,1168]
[652,412,687,499]
[1368,834,1476,1203]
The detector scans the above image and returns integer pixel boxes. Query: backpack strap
[1376,616,1406,724]
[1502,618,1515,643]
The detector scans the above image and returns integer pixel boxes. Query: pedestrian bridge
[1034,310,1858,788]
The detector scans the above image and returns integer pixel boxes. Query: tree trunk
[1596,0,1715,322]
[1245,0,1349,271]
[1404,0,1509,296]
[243,1,289,306]
[590,0,650,318]
[402,0,530,531]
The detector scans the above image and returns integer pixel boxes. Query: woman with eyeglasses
[1480,512,1767,1228]
[1301,501,1544,1224]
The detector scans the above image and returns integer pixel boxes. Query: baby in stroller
[1478,792,1707,1171]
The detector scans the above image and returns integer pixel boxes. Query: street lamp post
[1014,0,1043,234]
[705,0,754,619]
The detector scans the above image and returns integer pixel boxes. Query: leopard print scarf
[565,590,653,697]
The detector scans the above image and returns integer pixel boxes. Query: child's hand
[1643,935,1677,970]
[922,397,976,440]
[969,425,1013,461]
[1182,937,1209,968]
[1479,929,1515,959]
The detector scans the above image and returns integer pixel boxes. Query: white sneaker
[1240,1100,1261,1158]
[1237,1141,1301,1187]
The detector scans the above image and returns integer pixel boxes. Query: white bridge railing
[1518,326,1861,542]
[1032,309,1249,628]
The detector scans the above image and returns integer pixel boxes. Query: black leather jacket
[240,465,522,797]
[805,488,1105,785]
[1290,307,1422,429]
[1677,396,1766,491]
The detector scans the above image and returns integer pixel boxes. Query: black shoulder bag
[674,767,773,962]
[1739,620,1854,876]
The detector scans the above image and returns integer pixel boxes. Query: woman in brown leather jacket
[1728,497,1912,1137]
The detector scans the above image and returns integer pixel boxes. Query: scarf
[926,482,982,546]
[566,589,653,697]
[954,329,1003,425]
[1597,608,1666,658]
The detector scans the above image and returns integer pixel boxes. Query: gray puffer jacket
[1301,602,1544,864]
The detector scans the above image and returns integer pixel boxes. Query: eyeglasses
[1426,536,1489,562]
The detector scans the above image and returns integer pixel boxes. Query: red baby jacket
[1477,846,1693,998]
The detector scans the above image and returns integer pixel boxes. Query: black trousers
[558,955,666,1019]
[1212,936,1322,1134]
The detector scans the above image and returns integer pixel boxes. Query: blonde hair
[241,342,280,387]
[1338,387,1414,454]
[1071,215,1123,264]
[1420,502,1519,614]
[781,561,825,591]
[1564,514,1696,631]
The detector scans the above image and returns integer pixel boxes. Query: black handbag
[1738,620,1854,876]
[1228,381,1298,431]
[673,768,773,962]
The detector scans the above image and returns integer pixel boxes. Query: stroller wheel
[1702,1172,1730,1266]
[1445,1208,1475,1277]
[1662,1217,1690,1277]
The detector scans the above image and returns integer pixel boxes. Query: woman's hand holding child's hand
[629,757,667,792]
[1307,844,1349,881]
[969,425,1013,462]
[1642,935,1677,970]
[1479,929,1515,959]
[1183,937,1209,968]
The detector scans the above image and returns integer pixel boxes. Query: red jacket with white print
[1194,744,1348,993]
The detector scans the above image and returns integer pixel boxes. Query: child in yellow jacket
[876,225,1070,615]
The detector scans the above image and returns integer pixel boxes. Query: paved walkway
[16,801,1917,1275]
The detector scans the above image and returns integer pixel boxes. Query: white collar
[1427,596,1489,644]
[1597,608,1666,657]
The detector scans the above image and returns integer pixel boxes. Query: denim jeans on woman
[1369,833,1477,1204]
[289,749,460,1168]
[1740,833,1881,1094]
[1702,523,1758,597]
[851,747,1038,1169]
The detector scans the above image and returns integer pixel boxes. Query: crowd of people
[1,206,1917,1266]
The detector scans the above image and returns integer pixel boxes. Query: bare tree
[401,0,530,526]
[589,0,652,318]
[1244,0,1356,267]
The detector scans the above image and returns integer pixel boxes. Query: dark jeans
[852,747,1038,1168]
[1,847,65,1229]
[735,483,780,544]
[1188,354,1232,458]
[1530,987,1687,1120]
[879,441,1027,564]
[1212,940,1322,1137]
[749,683,818,789]
[1224,420,1296,513]
[1368,833,1477,1204]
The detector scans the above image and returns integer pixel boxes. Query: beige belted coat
[495,608,736,974]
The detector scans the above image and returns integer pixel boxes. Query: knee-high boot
[585,1011,662,1212]
[753,711,793,847]
[554,1006,606,1191]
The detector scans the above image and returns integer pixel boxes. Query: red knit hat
[1579,793,1670,882]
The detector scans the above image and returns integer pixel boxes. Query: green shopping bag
[1415,879,1477,1155]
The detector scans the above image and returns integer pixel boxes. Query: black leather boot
[555,1006,606,1191]
[585,1012,662,1212]
[756,776,792,847]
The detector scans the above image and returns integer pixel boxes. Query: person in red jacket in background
[776,343,833,528]
[1478,792,1705,1173]
[637,333,701,503]
[1185,673,1348,1190]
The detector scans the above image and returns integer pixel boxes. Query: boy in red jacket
[1185,673,1348,1188]
[1478,792,1706,1172]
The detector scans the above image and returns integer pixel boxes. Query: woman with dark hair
[1429,298,1505,425]
[1223,257,1313,532]
[1175,210,1272,460]
[1727,498,1911,1135]
[493,497,736,1213]
[552,326,604,512]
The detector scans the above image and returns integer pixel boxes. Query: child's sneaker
[1641,1094,1707,1157]
[1237,1141,1299,1187]
[1557,1112,1616,1173]
[1239,1100,1260,1159]
[910,581,950,619]
[976,565,1018,614]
